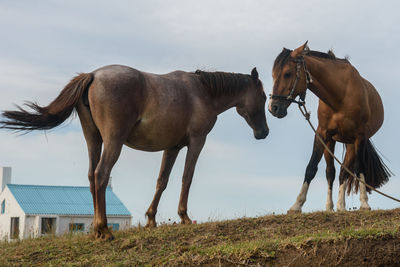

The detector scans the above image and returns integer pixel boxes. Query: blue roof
[7,184,131,216]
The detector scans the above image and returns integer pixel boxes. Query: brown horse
[1,65,268,239]
[269,42,391,213]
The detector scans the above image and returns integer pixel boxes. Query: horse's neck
[212,93,241,114]
[305,56,348,110]
[211,90,245,114]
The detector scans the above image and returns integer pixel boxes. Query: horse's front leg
[145,147,181,228]
[178,136,206,224]
[288,128,325,213]
[323,139,336,212]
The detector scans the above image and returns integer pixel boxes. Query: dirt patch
[196,235,400,266]
[274,235,400,267]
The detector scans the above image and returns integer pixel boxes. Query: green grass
[1,208,400,266]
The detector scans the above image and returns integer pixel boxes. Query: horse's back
[91,64,145,95]
[92,65,199,98]
[93,64,143,81]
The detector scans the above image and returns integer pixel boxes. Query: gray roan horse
[269,42,391,213]
[1,65,268,240]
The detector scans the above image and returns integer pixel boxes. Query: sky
[0,0,399,225]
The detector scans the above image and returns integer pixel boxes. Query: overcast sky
[0,0,399,225]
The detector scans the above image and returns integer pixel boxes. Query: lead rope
[297,102,400,203]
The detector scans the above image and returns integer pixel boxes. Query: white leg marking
[288,182,309,213]
[337,182,346,211]
[359,173,371,210]
[325,187,334,212]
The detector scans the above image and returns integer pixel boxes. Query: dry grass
[1,208,400,266]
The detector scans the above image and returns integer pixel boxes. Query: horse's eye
[284,72,291,78]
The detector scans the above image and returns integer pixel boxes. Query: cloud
[0,59,69,109]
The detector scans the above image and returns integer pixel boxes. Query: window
[69,223,85,232]
[41,218,56,235]
[1,200,4,214]
[107,223,119,231]
[10,217,19,239]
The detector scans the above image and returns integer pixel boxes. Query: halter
[270,55,313,105]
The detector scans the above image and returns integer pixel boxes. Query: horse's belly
[124,119,187,152]
[332,134,355,144]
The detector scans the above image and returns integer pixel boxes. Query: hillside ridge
[1,208,400,266]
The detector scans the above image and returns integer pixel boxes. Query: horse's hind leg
[93,140,124,240]
[178,136,206,224]
[76,102,103,227]
[337,144,355,211]
[288,128,325,213]
[145,147,181,227]
[359,173,371,210]
[324,139,336,212]
[354,139,371,211]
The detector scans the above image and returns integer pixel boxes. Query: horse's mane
[194,70,251,97]
[308,50,349,63]
[273,48,350,71]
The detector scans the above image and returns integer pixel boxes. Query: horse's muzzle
[254,127,269,139]
[269,102,288,118]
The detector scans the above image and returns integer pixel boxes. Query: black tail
[0,73,94,132]
[347,140,393,194]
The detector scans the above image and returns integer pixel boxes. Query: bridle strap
[270,55,313,105]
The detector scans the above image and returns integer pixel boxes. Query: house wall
[108,216,132,231]
[19,215,132,237]
[58,216,94,233]
[23,215,37,238]
[0,187,25,240]
[57,216,131,234]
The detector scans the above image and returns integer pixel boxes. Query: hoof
[180,215,193,225]
[287,209,301,214]
[94,232,114,241]
[326,204,334,212]
[178,211,192,225]
[181,219,192,225]
[336,208,347,212]
[94,227,114,241]
[359,206,371,211]
[145,220,157,228]
[103,232,115,241]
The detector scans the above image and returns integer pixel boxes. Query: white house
[0,167,132,240]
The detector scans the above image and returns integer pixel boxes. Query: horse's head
[236,67,269,139]
[269,41,310,118]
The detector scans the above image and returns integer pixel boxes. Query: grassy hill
[1,208,400,266]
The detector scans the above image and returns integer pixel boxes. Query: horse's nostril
[272,104,278,113]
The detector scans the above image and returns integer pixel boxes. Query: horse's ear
[291,41,308,58]
[251,67,258,81]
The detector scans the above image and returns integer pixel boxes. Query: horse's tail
[1,73,94,132]
[347,139,393,194]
